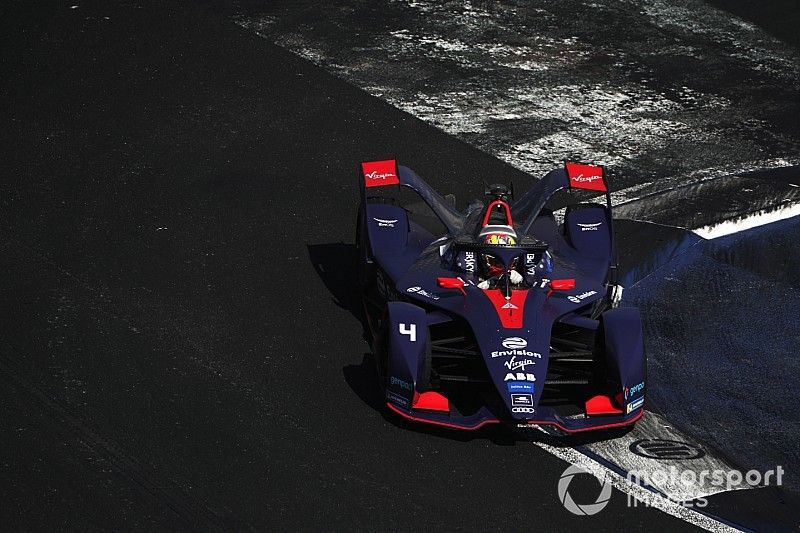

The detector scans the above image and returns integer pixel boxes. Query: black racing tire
[355,205,375,294]
[417,326,433,392]
[374,316,389,384]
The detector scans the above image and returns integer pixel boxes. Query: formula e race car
[356,159,646,433]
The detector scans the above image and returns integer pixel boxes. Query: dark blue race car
[357,160,646,434]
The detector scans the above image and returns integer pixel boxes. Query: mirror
[550,279,576,291]
[437,277,466,295]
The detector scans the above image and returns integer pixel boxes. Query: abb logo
[362,160,400,188]
[566,161,607,192]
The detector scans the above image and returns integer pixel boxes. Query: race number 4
[399,323,417,342]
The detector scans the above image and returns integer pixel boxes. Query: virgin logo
[572,174,602,183]
[365,171,396,181]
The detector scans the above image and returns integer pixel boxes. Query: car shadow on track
[342,352,517,445]
[307,242,369,342]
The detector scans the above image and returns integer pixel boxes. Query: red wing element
[482,289,529,329]
[586,394,622,416]
[566,161,607,192]
[362,159,400,188]
[585,395,623,416]
[412,391,450,412]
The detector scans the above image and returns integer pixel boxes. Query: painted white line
[693,201,800,239]
[534,436,740,532]
[610,157,800,207]
[581,411,751,500]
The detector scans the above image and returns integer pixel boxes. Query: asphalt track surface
[1,1,798,531]
[232,0,800,192]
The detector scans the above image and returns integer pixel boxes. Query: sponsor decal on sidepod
[406,286,440,300]
[464,251,475,273]
[624,380,645,400]
[390,376,412,391]
[567,290,597,303]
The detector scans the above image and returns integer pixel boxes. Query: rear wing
[514,160,616,283]
[359,159,464,235]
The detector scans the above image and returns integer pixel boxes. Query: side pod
[384,302,430,409]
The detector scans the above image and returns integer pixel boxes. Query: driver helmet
[477,225,518,277]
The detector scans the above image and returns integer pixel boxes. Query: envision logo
[502,337,527,349]
[492,337,537,357]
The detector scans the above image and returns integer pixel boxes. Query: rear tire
[374,317,389,385]
[355,206,374,294]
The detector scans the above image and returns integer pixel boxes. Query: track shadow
[342,353,515,445]
[307,242,368,341]
[308,243,515,444]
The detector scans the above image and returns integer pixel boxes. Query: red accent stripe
[386,403,500,430]
[387,403,643,433]
[362,159,400,188]
[482,289,528,328]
